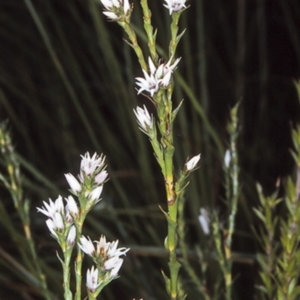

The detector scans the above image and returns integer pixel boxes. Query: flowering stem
[120,21,148,71]
[140,0,157,61]
[223,104,239,299]
[157,88,181,299]
[62,248,73,300]
[74,215,86,300]
[169,12,181,58]
[167,201,181,300]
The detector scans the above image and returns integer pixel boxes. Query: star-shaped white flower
[37,195,64,219]
[163,0,187,15]
[136,70,160,97]
[96,235,129,258]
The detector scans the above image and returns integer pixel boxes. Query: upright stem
[167,201,181,300]
[75,216,85,300]
[62,248,73,300]
[121,21,148,71]
[140,0,157,61]
[223,105,239,299]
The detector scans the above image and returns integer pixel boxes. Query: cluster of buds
[163,0,187,15]
[37,152,109,246]
[135,57,181,97]
[100,0,131,21]
[65,152,108,211]
[79,235,130,293]
[37,195,77,248]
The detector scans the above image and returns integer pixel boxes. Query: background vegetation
[0,0,300,299]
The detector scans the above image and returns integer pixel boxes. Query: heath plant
[2,1,300,300]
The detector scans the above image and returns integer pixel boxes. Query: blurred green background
[0,0,300,299]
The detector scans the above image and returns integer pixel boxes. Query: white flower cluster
[37,195,77,245]
[100,0,131,20]
[79,235,130,292]
[135,57,181,97]
[163,0,187,15]
[65,152,108,204]
[37,152,108,244]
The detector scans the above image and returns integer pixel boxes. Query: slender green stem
[177,193,210,300]
[140,0,157,61]
[169,12,180,58]
[167,202,181,300]
[88,293,97,300]
[62,248,73,300]
[223,105,239,299]
[74,214,86,300]
[120,21,148,71]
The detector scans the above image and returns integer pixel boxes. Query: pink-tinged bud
[110,258,123,277]
[89,186,103,202]
[86,266,100,292]
[65,173,82,193]
[46,219,58,239]
[67,225,76,246]
[65,196,79,217]
[95,170,108,185]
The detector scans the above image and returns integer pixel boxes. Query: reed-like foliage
[0,0,300,299]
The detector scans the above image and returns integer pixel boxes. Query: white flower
[80,152,106,177]
[96,235,129,258]
[136,70,160,97]
[88,186,103,202]
[86,266,101,292]
[185,154,201,171]
[198,208,210,235]
[163,0,187,15]
[160,57,181,87]
[37,195,64,218]
[37,196,72,238]
[133,105,153,133]
[65,173,82,193]
[100,0,131,20]
[67,225,76,246]
[78,236,95,256]
[135,57,181,96]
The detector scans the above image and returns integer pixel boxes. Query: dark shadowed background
[0,0,300,299]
